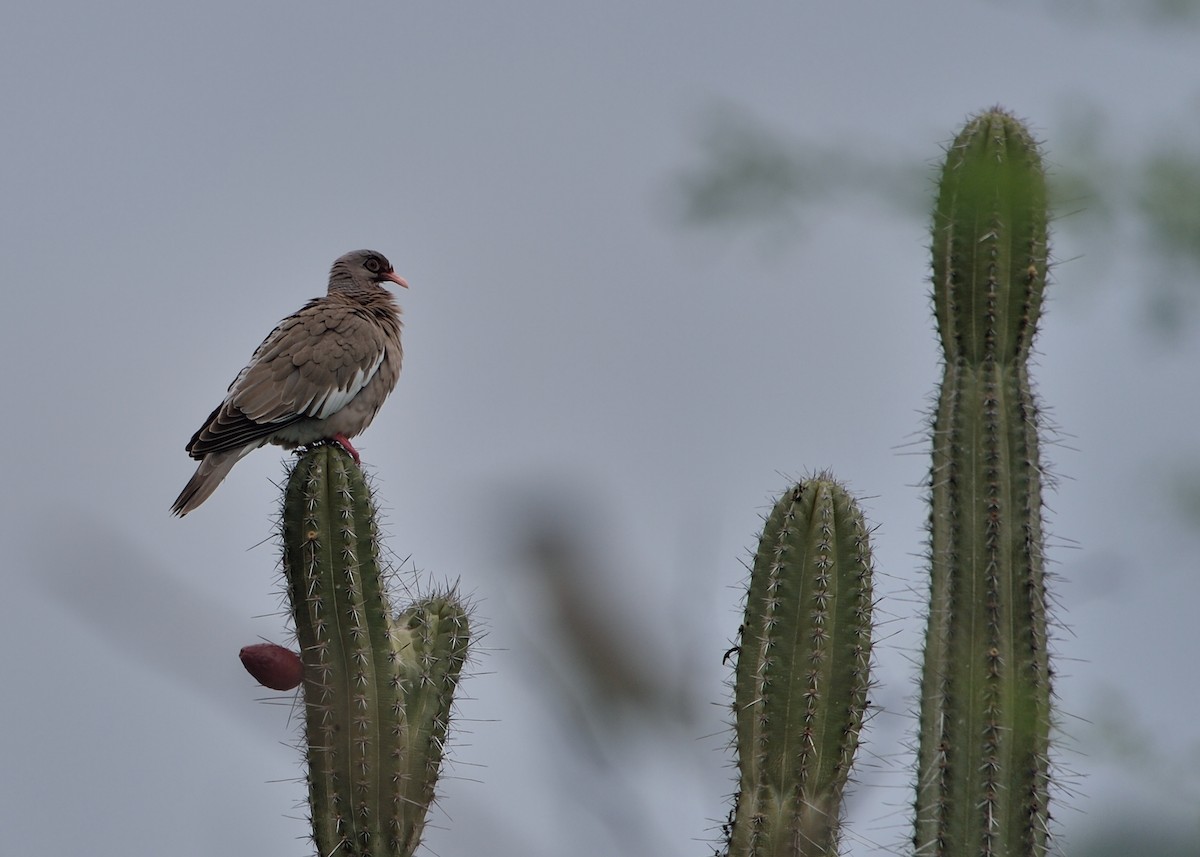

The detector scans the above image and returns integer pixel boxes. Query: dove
[171,249,406,516]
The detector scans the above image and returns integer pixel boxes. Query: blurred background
[3,2,1198,855]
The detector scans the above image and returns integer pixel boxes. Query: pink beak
[384,271,409,289]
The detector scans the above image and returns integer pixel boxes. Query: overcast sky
[3,3,1199,856]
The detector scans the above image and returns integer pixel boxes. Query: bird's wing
[186,299,389,458]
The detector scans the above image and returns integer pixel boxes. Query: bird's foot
[330,433,361,465]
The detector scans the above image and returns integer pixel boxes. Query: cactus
[226,107,1064,857]
[280,444,469,857]
[727,475,874,857]
[914,108,1053,857]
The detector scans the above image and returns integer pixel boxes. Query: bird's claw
[331,433,362,465]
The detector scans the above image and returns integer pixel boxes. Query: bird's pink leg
[330,433,361,464]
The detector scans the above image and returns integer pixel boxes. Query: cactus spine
[914,109,1052,857]
[281,445,469,857]
[727,475,874,857]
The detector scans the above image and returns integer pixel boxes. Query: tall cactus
[727,475,874,857]
[914,108,1053,857]
[281,444,469,857]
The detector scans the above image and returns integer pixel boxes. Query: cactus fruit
[281,444,469,857]
[727,475,874,857]
[240,642,304,691]
[914,108,1053,857]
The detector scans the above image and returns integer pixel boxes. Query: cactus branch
[727,475,874,857]
[281,445,469,857]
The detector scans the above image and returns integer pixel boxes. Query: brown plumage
[171,249,406,516]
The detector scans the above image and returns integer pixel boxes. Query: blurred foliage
[1038,0,1200,26]
[1074,823,1197,857]
[500,490,711,857]
[1136,147,1200,332]
[675,103,928,229]
[1140,150,1200,264]
[674,102,1200,335]
[515,504,694,724]
[1169,464,1200,525]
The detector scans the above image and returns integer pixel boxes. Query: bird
[171,249,407,516]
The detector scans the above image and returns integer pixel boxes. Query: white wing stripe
[312,352,385,419]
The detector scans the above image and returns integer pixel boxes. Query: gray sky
[3,2,1199,855]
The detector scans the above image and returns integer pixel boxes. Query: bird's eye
[365,257,381,273]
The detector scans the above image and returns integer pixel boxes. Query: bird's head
[329,249,409,293]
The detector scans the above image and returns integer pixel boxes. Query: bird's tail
[171,448,252,516]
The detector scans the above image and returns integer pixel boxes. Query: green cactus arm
[916,108,1052,857]
[932,108,1049,367]
[391,596,470,851]
[728,475,874,857]
[281,445,468,857]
